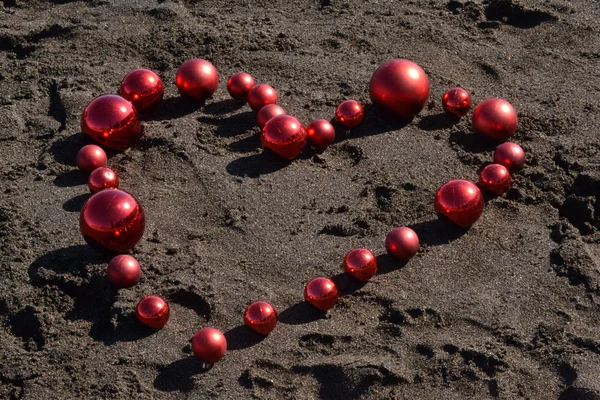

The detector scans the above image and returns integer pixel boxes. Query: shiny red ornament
[479,164,511,195]
[385,227,419,260]
[175,58,219,102]
[434,179,484,227]
[494,142,525,172]
[136,296,169,329]
[120,68,164,110]
[227,72,255,101]
[261,115,307,160]
[256,104,286,128]
[343,248,377,281]
[304,277,338,311]
[336,100,364,129]
[192,327,227,363]
[247,84,278,112]
[244,301,277,335]
[306,119,335,149]
[442,87,472,117]
[76,144,107,174]
[370,59,430,120]
[472,98,518,142]
[79,188,145,253]
[107,254,141,288]
[88,167,119,193]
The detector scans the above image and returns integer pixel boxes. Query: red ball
[79,189,145,253]
[434,180,484,227]
[120,68,164,110]
[107,254,141,288]
[343,248,377,281]
[227,72,255,101]
[256,104,286,128]
[336,100,364,129]
[76,144,107,174]
[261,115,307,160]
[247,84,277,112]
[304,277,338,311]
[88,167,119,193]
[244,301,277,335]
[472,98,518,142]
[175,58,219,102]
[306,119,335,149]
[494,142,525,172]
[386,227,419,260]
[136,296,169,329]
[442,87,472,117]
[192,327,227,363]
[479,164,511,195]
[81,95,142,151]
[370,59,430,120]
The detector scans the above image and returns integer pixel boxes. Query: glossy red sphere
[343,248,377,281]
[247,84,278,112]
[472,98,518,142]
[81,95,142,151]
[120,68,164,110]
[192,327,227,363]
[442,87,472,117]
[79,189,145,253]
[256,104,286,128]
[244,301,277,335]
[386,227,419,260]
[336,100,364,129]
[261,115,307,160]
[370,59,430,120]
[76,144,107,174]
[479,164,511,195]
[107,254,141,288]
[434,180,484,227]
[227,72,255,101]
[304,277,338,311]
[494,142,525,172]
[88,167,119,193]
[136,296,169,329]
[306,119,335,149]
[175,58,219,102]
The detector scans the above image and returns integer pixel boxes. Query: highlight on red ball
[479,163,511,195]
[192,327,227,364]
[227,72,256,101]
[304,277,338,311]
[256,104,285,129]
[244,301,277,335]
[472,98,518,142]
[442,87,472,118]
[247,83,278,112]
[88,167,119,193]
[335,99,364,130]
[494,142,525,173]
[175,58,219,102]
[76,144,107,175]
[343,248,377,281]
[120,68,164,110]
[107,254,141,289]
[306,119,335,149]
[434,179,484,228]
[136,295,170,329]
[261,115,307,160]
[385,227,419,261]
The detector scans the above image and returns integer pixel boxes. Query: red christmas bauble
[88,167,119,193]
[256,104,285,128]
[261,115,307,160]
[343,248,377,281]
[107,254,141,288]
[120,68,164,110]
[304,277,338,311]
[336,100,364,129]
[472,98,518,142]
[494,142,525,172]
[306,119,335,149]
[434,179,484,227]
[479,164,511,195]
[247,84,277,112]
[175,58,219,102]
[442,87,472,117]
[244,301,277,335]
[136,296,169,329]
[192,327,227,363]
[227,72,255,101]
[76,144,107,174]
[385,227,419,260]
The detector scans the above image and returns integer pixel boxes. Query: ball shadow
[197,111,255,138]
[278,302,327,325]
[411,218,470,246]
[417,112,460,131]
[330,273,367,297]
[375,254,408,275]
[154,356,211,392]
[449,128,498,153]
[53,170,86,187]
[63,193,91,212]
[333,103,411,143]
[226,152,290,178]
[227,133,261,154]
[104,312,157,344]
[203,99,245,115]
[224,325,266,351]
[48,132,89,166]
[144,96,202,121]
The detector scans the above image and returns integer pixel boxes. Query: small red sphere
[192,327,227,363]
[494,142,525,172]
[472,98,518,142]
[227,72,255,101]
[175,58,219,102]
[336,100,364,130]
[304,277,338,311]
[256,104,286,128]
[442,87,472,117]
[386,227,419,260]
[244,301,277,335]
[306,119,335,149]
[343,248,377,281]
[261,115,307,160]
[247,84,278,112]
[80,189,145,253]
[479,164,511,195]
[107,254,141,288]
[434,179,484,227]
[88,167,119,193]
[76,144,107,174]
[120,68,164,110]
[81,95,142,151]
[136,296,169,329]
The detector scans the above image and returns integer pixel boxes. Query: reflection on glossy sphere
[107,254,141,288]
[442,87,472,117]
[88,167,119,193]
[256,104,285,128]
[472,98,518,142]
[244,301,277,335]
[336,100,364,129]
[343,248,377,281]
[120,68,164,110]
[227,72,256,101]
[175,58,219,102]
[479,164,511,195]
[192,327,227,363]
[304,277,338,311]
[261,115,307,160]
[306,119,335,149]
[434,179,484,227]
[136,296,169,329]
[494,142,525,172]
[386,227,419,260]
[76,144,107,174]
[247,84,278,112]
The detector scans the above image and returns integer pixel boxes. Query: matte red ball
[472,98,518,142]
[434,179,484,227]
[175,58,219,102]
[336,100,364,129]
[227,72,255,101]
[261,115,307,160]
[76,144,107,174]
[79,189,145,253]
[343,248,377,281]
[442,87,472,117]
[494,142,525,172]
[136,296,169,329]
[479,163,511,195]
[386,227,419,260]
[120,68,164,110]
[192,327,227,363]
[244,301,277,335]
[370,59,430,120]
[107,254,141,288]
[304,277,338,311]
[306,119,335,149]
[256,104,285,128]
[81,95,142,151]
[88,167,119,193]
[247,84,277,112]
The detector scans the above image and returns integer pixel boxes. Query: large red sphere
[304,277,338,311]
[136,296,169,329]
[336,100,364,129]
[343,248,377,281]
[386,227,419,260]
[261,115,307,160]
[472,98,518,142]
[88,167,119,193]
[434,180,484,227]
[120,68,164,110]
[494,142,525,172]
[306,119,335,149]
[192,327,227,363]
[442,87,472,117]
[244,301,277,335]
[81,95,142,151]
[107,254,141,288]
[79,189,145,253]
[175,58,219,102]
[479,164,511,195]
[227,72,255,101]
[256,104,286,128]
[76,144,107,174]
[247,84,278,112]
[370,59,430,120]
